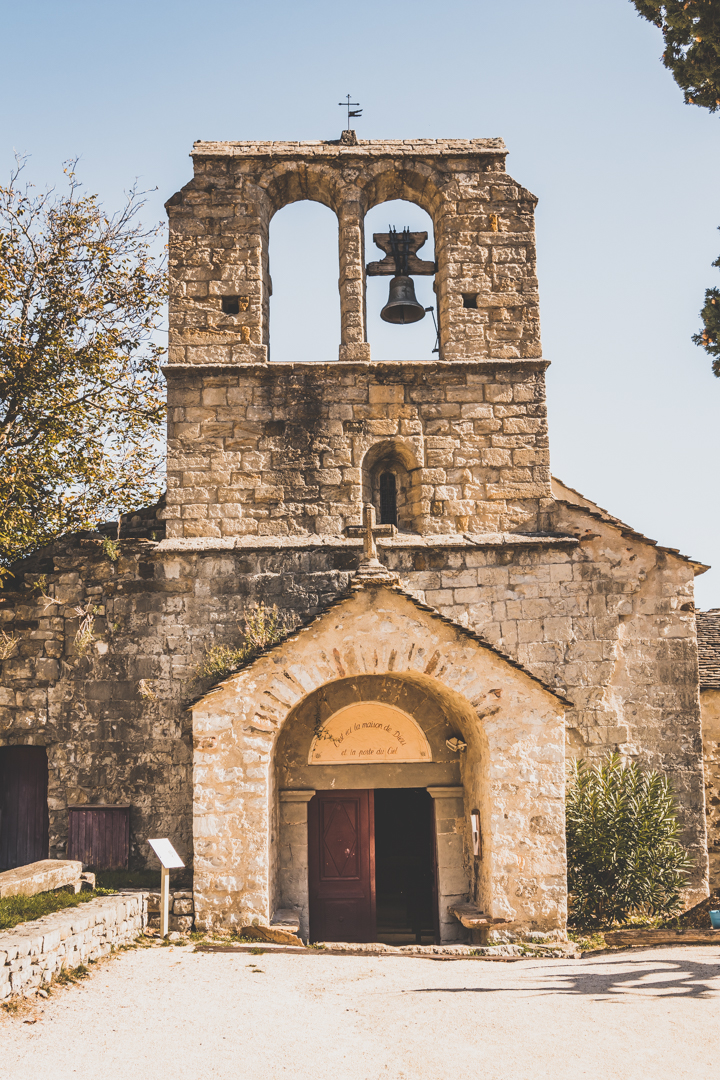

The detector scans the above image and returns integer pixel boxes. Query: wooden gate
[67,806,130,870]
[308,789,375,943]
[0,745,49,871]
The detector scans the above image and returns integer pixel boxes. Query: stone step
[448,903,511,929]
[603,928,720,947]
[0,860,83,899]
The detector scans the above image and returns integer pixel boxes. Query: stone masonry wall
[0,892,146,1001]
[164,360,553,540]
[0,496,708,897]
[190,583,567,936]
[0,539,195,868]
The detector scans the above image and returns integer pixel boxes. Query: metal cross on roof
[339,94,362,127]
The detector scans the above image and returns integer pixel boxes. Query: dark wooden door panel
[0,746,49,871]
[67,806,130,870]
[308,790,375,943]
[315,899,367,942]
[320,798,360,882]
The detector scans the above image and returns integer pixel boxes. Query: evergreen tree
[630,1,720,374]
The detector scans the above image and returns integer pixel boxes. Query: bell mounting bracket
[366,227,436,276]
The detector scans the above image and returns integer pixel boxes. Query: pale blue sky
[3,0,719,605]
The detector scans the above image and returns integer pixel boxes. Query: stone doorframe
[278,786,467,943]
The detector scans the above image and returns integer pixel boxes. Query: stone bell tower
[164,135,552,541]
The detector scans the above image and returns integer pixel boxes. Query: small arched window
[362,439,421,533]
[379,472,397,526]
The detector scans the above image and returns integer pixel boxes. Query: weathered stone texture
[0,539,195,867]
[698,610,720,888]
[163,360,553,540]
[0,860,82,899]
[701,688,720,888]
[0,502,708,902]
[0,136,711,938]
[190,583,567,938]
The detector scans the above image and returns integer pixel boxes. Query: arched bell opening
[268,200,340,363]
[364,199,437,361]
[271,672,489,945]
[361,439,422,533]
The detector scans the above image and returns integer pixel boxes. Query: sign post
[148,838,185,938]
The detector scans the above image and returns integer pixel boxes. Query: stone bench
[240,909,302,946]
[0,860,90,899]
[448,903,511,929]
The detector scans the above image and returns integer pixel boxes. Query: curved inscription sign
[308,701,432,765]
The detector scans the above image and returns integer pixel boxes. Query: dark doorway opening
[374,788,436,945]
[0,745,49,871]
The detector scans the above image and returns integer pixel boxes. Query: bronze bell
[380,275,426,324]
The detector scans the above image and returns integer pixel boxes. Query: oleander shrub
[566,753,691,926]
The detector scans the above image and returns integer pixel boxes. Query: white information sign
[148,838,185,869]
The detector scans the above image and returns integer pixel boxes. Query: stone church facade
[0,136,715,942]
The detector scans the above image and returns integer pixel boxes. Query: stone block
[169,915,194,933]
[0,860,83,899]
[241,924,300,946]
[368,385,404,404]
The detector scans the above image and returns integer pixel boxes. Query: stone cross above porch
[345,505,398,581]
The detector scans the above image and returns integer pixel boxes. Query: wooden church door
[308,790,376,943]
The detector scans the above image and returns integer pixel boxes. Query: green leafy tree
[0,159,166,574]
[566,753,692,926]
[630,1,720,373]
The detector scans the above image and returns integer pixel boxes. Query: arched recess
[361,439,423,532]
[272,671,484,942]
[359,162,446,221]
[258,164,361,360]
[268,200,340,363]
[364,198,437,361]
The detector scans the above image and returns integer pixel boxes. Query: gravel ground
[2,943,719,1079]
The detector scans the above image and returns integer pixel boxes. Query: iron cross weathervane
[339,94,362,127]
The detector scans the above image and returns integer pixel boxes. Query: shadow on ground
[405,955,720,1000]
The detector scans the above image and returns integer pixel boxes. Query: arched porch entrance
[273,674,473,944]
[190,579,568,943]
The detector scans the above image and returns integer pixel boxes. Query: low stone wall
[146,889,195,933]
[0,892,146,1001]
